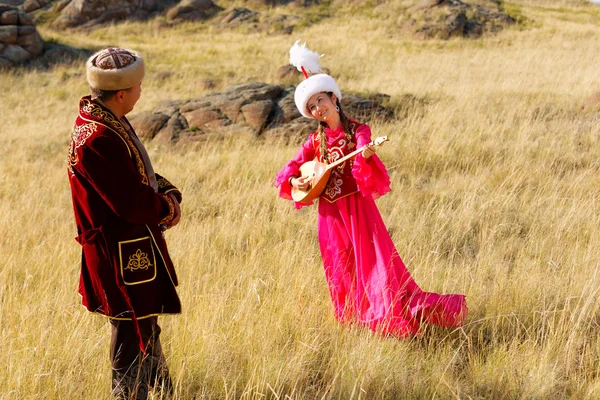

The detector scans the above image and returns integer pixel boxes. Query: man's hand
[166,193,181,229]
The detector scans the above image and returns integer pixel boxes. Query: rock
[23,0,41,13]
[275,64,297,83]
[402,0,515,40]
[154,112,187,144]
[217,7,299,34]
[413,0,444,10]
[154,100,182,116]
[0,4,45,66]
[0,55,11,69]
[22,34,43,54]
[0,5,16,14]
[268,88,301,125]
[129,82,397,144]
[128,112,170,140]
[166,0,221,23]
[0,10,19,25]
[53,0,179,28]
[17,11,34,25]
[0,25,17,44]
[16,26,42,55]
[204,82,282,122]
[444,11,467,38]
[53,0,71,13]
[17,25,35,35]
[1,43,31,63]
[219,7,258,26]
[182,106,229,129]
[241,99,273,133]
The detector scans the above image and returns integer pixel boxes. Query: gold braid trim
[159,194,176,225]
[80,98,149,185]
[157,176,171,190]
[67,121,98,174]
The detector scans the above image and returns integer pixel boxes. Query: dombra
[291,136,389,204]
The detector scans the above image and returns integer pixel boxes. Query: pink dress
[275,121,467,337]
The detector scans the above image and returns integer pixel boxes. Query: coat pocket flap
[118,236,157,285]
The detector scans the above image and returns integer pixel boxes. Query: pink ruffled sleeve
[351,124,391,199]
[274,135,316,209]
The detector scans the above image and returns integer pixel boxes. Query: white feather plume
[289,40,323,74]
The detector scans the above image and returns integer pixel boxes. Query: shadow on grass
[14,39,91,71]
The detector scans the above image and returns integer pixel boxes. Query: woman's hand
[291,176,311,191]
[362,144,376,159]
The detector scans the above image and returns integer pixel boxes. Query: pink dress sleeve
[351,124,391,199]
[274,135,317,209]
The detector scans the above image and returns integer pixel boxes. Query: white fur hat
[86,47,145,91]
[294,73,342,119]
[289,41,342,119]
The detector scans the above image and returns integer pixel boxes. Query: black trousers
[109,317,172,399]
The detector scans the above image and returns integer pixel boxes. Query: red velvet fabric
[68,97,181,333]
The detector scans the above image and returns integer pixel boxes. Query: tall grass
[2,0,600,398]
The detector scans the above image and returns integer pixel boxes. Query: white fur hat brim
[294,74,342,119]
[86,48,145,91]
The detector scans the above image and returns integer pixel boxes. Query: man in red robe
[67,47,182,399]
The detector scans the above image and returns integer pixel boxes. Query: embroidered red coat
[68,96,181,323]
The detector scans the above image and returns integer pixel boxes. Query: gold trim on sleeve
[159,195,176,225]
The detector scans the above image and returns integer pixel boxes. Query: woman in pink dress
[274,43,467,338]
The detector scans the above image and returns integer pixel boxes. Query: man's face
[121,81,142,115]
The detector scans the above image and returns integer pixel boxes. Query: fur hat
[289,41,342,119]
[86,47,145,91]
[294,74,342,119]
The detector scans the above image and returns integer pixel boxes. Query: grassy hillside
[2,0,600,398]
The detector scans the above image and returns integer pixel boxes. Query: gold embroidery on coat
[157,176,171,189]
[125,248,153,272]
[159,194,176,225]
[67,122,99,174]
[80,99,149,185]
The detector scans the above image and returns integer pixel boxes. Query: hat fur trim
[294,74,342,119]
[86,48,145,91]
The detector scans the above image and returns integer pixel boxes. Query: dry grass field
[2,0,600,398]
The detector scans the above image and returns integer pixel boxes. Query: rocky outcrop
[23,0,52,13]
[401,0,516,39]
[52,0,177,28]
[0,4,43,67]
[218,7,258,27]
[165,0,221,23]
[128,82,396,144]
[246,0,318,5]
[216,6,299,34]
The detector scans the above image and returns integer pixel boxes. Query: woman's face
[307,92,338,123]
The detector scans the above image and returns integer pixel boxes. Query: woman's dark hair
[317,92,355,164]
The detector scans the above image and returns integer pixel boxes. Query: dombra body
[291,136,388,204]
